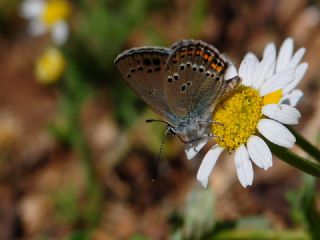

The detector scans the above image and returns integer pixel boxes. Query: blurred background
[0,0,320,239]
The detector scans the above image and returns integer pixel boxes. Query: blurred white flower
[20,0,71,45]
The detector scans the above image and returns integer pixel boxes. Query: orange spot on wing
[211,63,217,69]
[216,66,223,72]
[210,63,223,73]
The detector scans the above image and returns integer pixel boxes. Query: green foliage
[66,0,168,127]
[189,0,208,38]
[287,175,320,239]
[49,53,104,229]
[48,54,92,145]
[130,235,150,240]
[67,230,91,240]
[52,186,80,224]
[0,0,20,35]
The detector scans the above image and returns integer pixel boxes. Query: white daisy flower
[196,38,308,188]
[261,38,308,107]
[20,0,71,45]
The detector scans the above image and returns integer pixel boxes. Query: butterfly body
[115,39,240,153]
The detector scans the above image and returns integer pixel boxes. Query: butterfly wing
[164,39,240,119]
[115,47,175,122]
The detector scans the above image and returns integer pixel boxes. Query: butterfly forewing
[164,40,230,119]
[114,47,174,122]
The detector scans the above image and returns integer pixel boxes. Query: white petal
[234,145,253,188]
[239,53,258,86]
[283,63,308,94]
[258,119,296,148]
[259,69,295,96]
[28,19,47,36]
[224,61,238,80]
[238,57,251,83]
[197,145,224,188]
[288,48,306,69]
[263,42,276,60]
[276,38,294,72]
[51,21,69,45]
[280,89,303,107]
[247,135,272,170]
[263,43,276,79]
[20,0,45,19]
[246,52,258,60]
[252,54,275,90]
[185,138,208,160]
[262,104,301,125]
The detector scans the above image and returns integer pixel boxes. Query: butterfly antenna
[146,119,169,125]
[152,127,170,182]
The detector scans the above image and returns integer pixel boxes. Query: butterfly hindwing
[164,40,231,119]
[114,47,174,122]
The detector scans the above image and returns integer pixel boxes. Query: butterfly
[114,39,240,160]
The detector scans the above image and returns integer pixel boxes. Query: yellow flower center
[41,0,71,26]
[35,47,66,85]
[212,85,263,151]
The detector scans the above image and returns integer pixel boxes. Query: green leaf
[266,140,320,177]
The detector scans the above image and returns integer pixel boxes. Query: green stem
[287,126,320,163]
[72,128,103,228]
[267,141,320,178]
[212,230,310,240]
